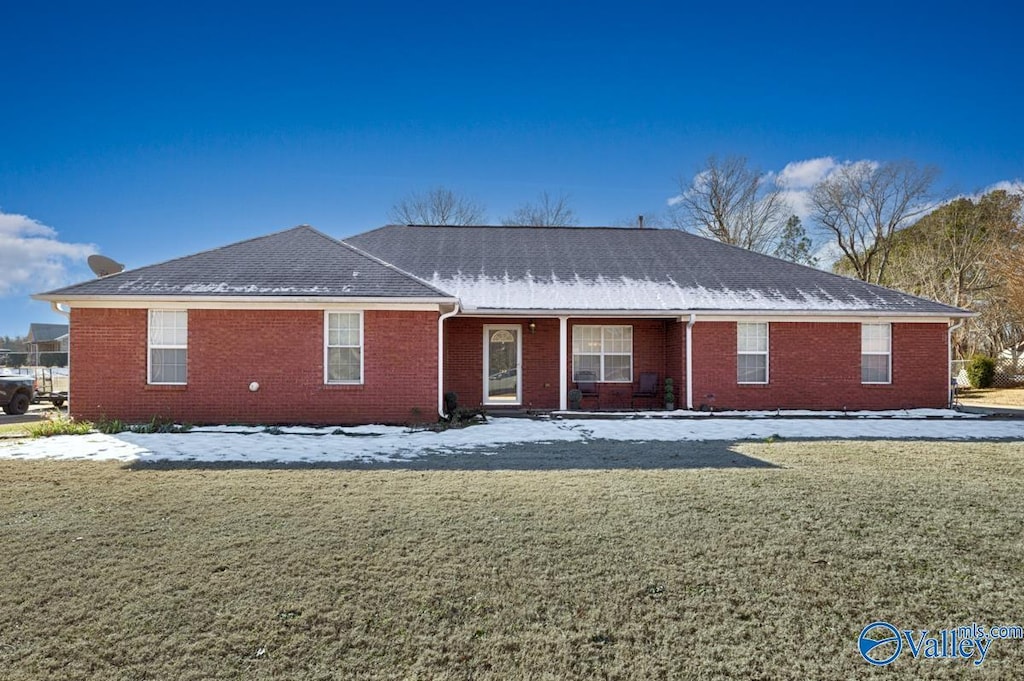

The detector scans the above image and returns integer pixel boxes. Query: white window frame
[147,309,188,385]
[324,311,364,385]
[736,322,769,385]
[861,323,892,385]
[571,325,633,383]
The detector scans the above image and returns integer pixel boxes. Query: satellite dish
[88,254,125,278]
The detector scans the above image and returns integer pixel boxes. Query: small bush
[95,418,130,434]
[96,416,191,434]
[29,416,93,438]
[966,355,996,389]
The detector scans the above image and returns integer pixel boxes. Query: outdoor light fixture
[529,320,537,334]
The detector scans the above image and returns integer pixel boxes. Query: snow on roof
[347,225,968,315]
[428,273,920,312]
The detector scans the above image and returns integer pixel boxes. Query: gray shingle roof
[27,323,69,342]
[346,225,968,315]
[39,226,450,300]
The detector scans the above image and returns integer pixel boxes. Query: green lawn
[1,441,1023,679]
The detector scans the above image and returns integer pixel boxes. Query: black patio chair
[631,372,659,408]
[575,370,600,409]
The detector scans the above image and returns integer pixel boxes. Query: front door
[483,325,521,405]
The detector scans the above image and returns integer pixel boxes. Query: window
[572,325,632,382]
[737,322,768,384]
[861,323,891,383]
[325,312,363,384]
[148,310,187,384]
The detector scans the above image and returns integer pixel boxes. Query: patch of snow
[429,273,915,311]
[0,415,1021,464]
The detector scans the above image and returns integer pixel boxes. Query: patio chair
[575,370,600,409]
[631,372,659,408]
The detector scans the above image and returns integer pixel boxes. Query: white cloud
[776,157,838,189]
[0,210,96,296]
[980,179,1024,195]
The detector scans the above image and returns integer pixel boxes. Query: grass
[0,421,33,438]
[959,386,1024,407]
[1,441,1024,679]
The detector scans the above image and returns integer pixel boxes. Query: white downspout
[559,316,568,410]
[437,302,461,418]
[686,313,696,410]
[50,302,71,413]
[948,318,965,408]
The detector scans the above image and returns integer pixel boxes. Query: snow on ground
[0,412,1022,464]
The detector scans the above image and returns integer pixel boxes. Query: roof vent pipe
[637,215,644,229]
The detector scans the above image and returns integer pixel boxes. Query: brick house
[36,224,970,424]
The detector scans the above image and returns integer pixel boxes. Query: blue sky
[1,0,1022,337]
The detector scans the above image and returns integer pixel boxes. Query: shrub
[29,416,93,438]
[95,418,130,434]
[965,355,996,389]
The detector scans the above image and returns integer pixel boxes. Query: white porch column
[559,316,568,410]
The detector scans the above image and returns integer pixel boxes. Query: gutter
[686,313,696,410]
[437,302,461,418]
[948,318,965,407]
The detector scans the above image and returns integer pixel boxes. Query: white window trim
[324,310,365,385]
[861,323,892,385]
[482,324,523,405]
[147,309,188,385]
[571,325,633,383]
[736,322,769,385]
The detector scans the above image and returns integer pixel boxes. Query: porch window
[572,325,632,382]
[325,311,363,384]
[148,310,187,384]
[737,322,768,384]
[861,323,891,384]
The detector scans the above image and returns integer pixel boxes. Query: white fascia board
[32,294,456,311]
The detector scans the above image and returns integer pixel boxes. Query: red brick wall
[69,308,438,425]
[690,321,949,410]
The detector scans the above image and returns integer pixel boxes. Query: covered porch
[442,315,689,413]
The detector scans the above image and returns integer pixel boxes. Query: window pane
[573,326,602,353]
[862,354,889,383]
[151,348,187,383]
[328,347,361,382]
[862,324,890,354]
[604,354,632,382]
[149,310,187,346]
[737,323,767,353]
[573,354,600,381]
[737,354,767,383]
[603,326,632,354]
[329,313,360,347]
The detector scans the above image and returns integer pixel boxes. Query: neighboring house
[25,323,70,363]
[35,225,972,425]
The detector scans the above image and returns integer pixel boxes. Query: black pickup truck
[0,374,35,415]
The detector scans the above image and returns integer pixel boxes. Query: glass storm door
[483,325,521,405]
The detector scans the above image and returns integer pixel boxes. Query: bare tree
[669,156,789,253]
[389,187,486,225]
[810,160,938,283]
[501,192,579,227]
